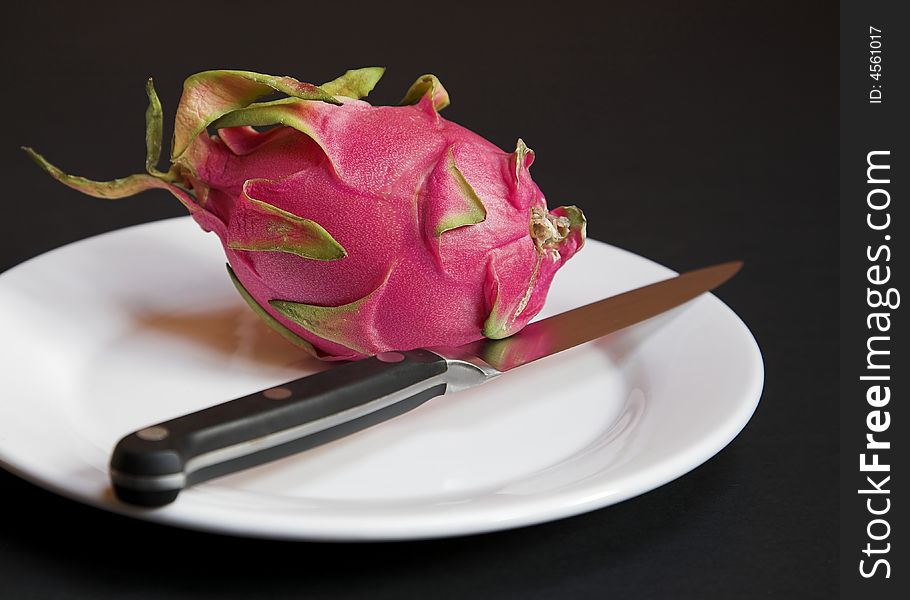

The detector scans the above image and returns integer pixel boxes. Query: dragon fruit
[24,67,585,360]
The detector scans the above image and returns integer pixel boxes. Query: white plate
[0,217,762,541]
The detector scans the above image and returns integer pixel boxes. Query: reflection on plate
[0,217,762,540]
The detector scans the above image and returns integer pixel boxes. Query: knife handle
[110,349,450,507]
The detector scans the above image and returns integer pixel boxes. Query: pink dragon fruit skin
[24,68,585,360]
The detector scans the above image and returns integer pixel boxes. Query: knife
[110,261,742,507]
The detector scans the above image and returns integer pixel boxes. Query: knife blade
[110,261,742,507]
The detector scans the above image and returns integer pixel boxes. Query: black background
[1,1,837,598]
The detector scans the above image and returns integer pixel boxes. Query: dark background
[1,1,837,598]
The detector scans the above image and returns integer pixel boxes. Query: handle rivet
[136,426,169,441]
[263,386,293,400]
[376,351,405,363]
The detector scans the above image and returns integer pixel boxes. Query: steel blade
[456,261,742,373]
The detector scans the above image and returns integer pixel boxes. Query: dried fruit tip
[530,207,571,250]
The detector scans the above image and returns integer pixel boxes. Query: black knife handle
[110,349,449,507]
